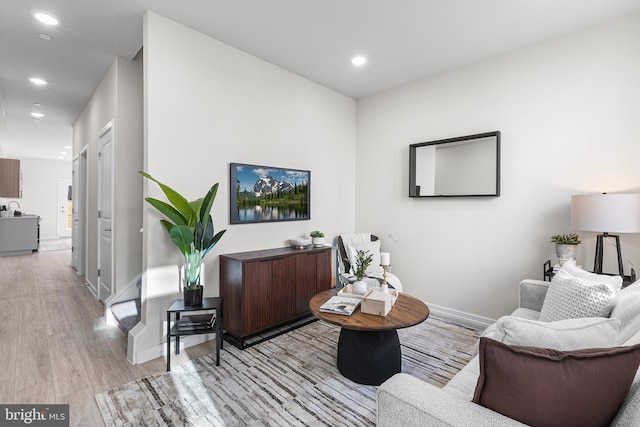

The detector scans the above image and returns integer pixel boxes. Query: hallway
[0,246,214,425]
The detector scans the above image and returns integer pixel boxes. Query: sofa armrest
[519,279,549,311]
[377,373,527,427]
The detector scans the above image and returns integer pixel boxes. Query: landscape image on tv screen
[230,162,310,224]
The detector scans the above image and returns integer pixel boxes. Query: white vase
[353,280,367,295]
[312,236,325,247]
[555,244,578,266]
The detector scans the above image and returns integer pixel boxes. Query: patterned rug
[95,317,479,426]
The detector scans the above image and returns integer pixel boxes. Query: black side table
[166,297,223,371]
[543,259,554,281]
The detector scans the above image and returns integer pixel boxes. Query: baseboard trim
[428,303,494,331]
[85,279,98,298]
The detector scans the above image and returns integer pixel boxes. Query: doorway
[72,148,88,276]
[98,122,113,302]
[57,178,72,238]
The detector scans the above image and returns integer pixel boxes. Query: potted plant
[140,172,226,306]
[551,233,581,266]
[310,230,325,247]
[352,249,373,295]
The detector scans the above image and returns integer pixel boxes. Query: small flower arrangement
[550,233,581,245]
[353,249,373,280]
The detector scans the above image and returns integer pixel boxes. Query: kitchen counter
[0,215,39,256]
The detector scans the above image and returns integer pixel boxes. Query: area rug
[39,238,71,251]
[95,317,479,426]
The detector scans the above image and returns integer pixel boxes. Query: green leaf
[144,197,188,226]
[160,220,173,235]
[194,220,210,251]
[199,183,219,227]
[203,229,226,256]
[169,225,195,254]
[140,172,195,221]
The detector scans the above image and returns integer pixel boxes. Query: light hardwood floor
[0,246,217,426]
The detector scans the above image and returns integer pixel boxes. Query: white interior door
[71,158,79,270]
[57,178,72,238]
[98,123,113,302]
[78,148,88,277]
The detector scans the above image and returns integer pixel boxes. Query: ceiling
[2,0,640,161]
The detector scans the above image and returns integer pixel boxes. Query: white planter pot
[312,237,325,247]
[353,280,368,295]
[555,244,578,266]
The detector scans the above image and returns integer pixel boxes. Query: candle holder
[381,264,390,293]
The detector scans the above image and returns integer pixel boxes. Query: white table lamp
[571,193,640,277]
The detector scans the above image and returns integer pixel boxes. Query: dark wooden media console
[220,246,333,348]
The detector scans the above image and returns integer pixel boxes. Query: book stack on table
[175,313,215,331]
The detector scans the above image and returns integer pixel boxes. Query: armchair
[337,232,403,292]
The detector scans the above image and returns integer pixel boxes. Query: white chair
[337,232,403,292]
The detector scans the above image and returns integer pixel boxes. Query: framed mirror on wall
[409,131,501,197]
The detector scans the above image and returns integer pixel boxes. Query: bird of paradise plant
[140,172,226,298]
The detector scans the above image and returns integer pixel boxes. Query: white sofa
[378,275,640,426]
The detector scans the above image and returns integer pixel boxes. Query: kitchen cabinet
[0,158,21,198]
[220,246,332,348]
[0,215,38,256]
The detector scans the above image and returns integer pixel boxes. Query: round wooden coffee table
[309,288,429,386]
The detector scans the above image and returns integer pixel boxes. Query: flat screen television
[230,162,310,224]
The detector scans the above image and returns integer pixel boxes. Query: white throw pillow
[562,263,623,292]
[347,240,383,275]
[540,268,616,322]
[610,281,640,345]
[494,315,620,350]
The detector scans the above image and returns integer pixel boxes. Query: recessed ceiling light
[29,77,47,85]
[32,10,60,26]
[31,112,45,118]
[34,103,42,107]
[351,55,367,66]
[61,151,67,155]
[38,33,53,41]
[64,146,71,149]
[57,156,64,160]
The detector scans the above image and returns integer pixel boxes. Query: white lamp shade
[571,194,640,233]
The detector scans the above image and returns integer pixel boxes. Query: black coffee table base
[337,328,401,386]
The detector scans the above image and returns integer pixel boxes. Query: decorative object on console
[550,233,580,266]
[289,237,311,249]
[310,230,325,247]
[571,193,640,277]
[229,162,310,224]
[140,172,226,306]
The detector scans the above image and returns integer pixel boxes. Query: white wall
[73,56,143,296]
[15,158,71,239]
[114,52,144,291]
[135,12,356,362]
[74,61,117,290]
[356,13,640,323]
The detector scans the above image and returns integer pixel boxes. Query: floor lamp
[571,193,640,277]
